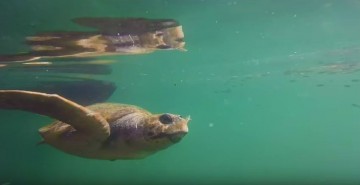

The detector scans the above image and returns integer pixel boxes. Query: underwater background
[1,0,360,184]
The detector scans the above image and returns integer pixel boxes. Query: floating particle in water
[344,84,351,88]
[351,79,359,82]
[209,123,214,127]
[289,79,296,83]
[316,84,324,87]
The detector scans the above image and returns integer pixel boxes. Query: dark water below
[1,0,360,184]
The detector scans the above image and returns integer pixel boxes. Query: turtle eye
[159,114,173,124]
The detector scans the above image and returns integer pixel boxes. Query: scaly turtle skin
[0,90,190,160]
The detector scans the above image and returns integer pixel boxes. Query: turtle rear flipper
[0,90,110,142]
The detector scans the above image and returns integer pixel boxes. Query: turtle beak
[163,115,190,143]
[176,115,190,133]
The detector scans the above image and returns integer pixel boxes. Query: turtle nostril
[159,113,173,124]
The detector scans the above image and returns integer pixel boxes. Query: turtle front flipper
[0,90,110,142]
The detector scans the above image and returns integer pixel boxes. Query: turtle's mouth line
[168,131,187,143]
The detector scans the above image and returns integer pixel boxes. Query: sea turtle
[0,90,190,160]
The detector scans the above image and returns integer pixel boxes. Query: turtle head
[156,26,186,51]
[101,105,190,159]
[143,113,190,150]
[139,26,186,51]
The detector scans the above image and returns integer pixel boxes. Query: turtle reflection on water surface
[0,17,185,63]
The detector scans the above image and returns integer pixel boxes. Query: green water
[1,0,360,184]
